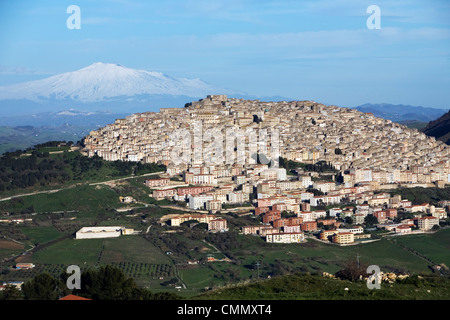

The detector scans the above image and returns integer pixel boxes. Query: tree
[432,224,440,231]
[193,222,209,231]
[22,272,69,300]
[306,187,324,196]
[78,265,140,300]
[364,214,378,227]
[75,265,180,300]
[0,284,23,300]
[335,259,370,281]
[181,219,199,228]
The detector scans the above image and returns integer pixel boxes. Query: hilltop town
[83,95,450,245]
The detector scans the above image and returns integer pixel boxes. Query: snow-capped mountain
[0,62,238,103]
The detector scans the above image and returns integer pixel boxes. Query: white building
[313,181,335,194]
[298,211,314,222]
[353,213,365,225]
[417,216,439,231]
[299,175,312,188]
[260,168,287,181]
[75,226,134,239]
[337,226,364,234]
[310,194,341,206]
[188,194,214,210]
[329,208,342,217]
[282,225,301,233]
[185,172,217,185]
[227,191,249,204]
[266,232,305,243]
[127,154,139,162]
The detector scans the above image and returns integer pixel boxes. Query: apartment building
[208,219,228,232]
[416,216,439,231]
[145,178,170,188]
[266,232,305,243]
[332,232,354,244]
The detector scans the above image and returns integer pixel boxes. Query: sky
[0,0,449,109]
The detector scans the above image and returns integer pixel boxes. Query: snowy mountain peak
[0,62,238,103]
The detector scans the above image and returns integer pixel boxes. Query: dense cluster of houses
[149,164,448,245]
[82,94,449,245]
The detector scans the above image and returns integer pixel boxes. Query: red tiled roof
[59,294,91,300]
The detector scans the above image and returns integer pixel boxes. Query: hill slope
[194,272,450,300]
[422,110,450,145]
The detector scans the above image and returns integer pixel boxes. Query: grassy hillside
[0,143,165,198]
[384,186,450,206]
[194,272,450,300]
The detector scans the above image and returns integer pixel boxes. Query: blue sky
[0,0,449,109]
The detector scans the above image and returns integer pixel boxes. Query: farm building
[15,263,35,270]
[75,226,134,239]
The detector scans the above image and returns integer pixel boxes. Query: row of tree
[0,265,180,300]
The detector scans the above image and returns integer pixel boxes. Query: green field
[2,219,448,297]
[391,228,450,267]
[99,236,171,265]
[31,238,104,265]
[179,265,219,290]
[0,184,123,214]
[2,225,449,297]
[1,158,449,299]
[228,235,431,276]
[19,225,62,243]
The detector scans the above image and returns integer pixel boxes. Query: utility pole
[256,261,261,280]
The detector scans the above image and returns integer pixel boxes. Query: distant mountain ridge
[0,109,129,127]
[354,103,447,122]
[0,62,245,116]
[0,62,294,116]
[0,62,240,102]
[422,110,450,145]
[0,109,131,154]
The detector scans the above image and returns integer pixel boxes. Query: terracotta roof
[59,294,91,300]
